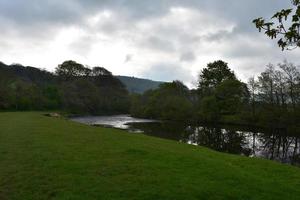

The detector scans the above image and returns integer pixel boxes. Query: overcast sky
[0,0,299,86]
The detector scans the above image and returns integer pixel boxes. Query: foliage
[196,61,248,122]
[215,79,249,115]
[253,0,300,50]
[130,81,193,120]
[1,59,299,131]
[129,59,300,131]
[0,61,130,114]
[198,60,236,95]
[55,60,87,80]
[198,96,220,121]
[249,61,300,128]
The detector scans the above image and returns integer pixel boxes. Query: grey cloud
[204,30,233,42]
[0,0,83,26]
[69,35,94,56]
[0,0,290,32]
[124,54,133,63]
[0,0,291,41]
[180,51,196,62]
[141,36,175,52]
[0,0,298,84]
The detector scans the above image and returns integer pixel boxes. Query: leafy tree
[60,79,99,114]
[198,96,220,122]
[55,60,86,80]
[42,85,61,109]
[0,72,13,109]
[130,81,193,120]
[0,60,130,114]
[198,60,236,95]
[196,61,248,122]
[92,67,112,76]
[215,79,249,115]
[253,0,300,50]
[197,79,248,122]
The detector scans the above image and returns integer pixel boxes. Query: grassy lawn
[0,112,300,200]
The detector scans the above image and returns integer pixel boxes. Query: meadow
[0,112,300,200]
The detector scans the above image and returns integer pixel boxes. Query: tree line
[0,60,129,114]
[130,60,300,133]
[1,59,299,132]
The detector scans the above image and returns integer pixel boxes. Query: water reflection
[71,115,300,166]
[71,115,157,129]
[129,122,300,166]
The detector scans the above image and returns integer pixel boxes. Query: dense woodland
[0,61,129,114]
[0,60,300,133]
[131,60,300,133]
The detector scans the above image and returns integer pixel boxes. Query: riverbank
[1,112,300,199]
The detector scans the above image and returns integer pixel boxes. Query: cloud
[0,0,299,86]
[180,51,196,62]
[140,36,175,52]
[124,54,133,63]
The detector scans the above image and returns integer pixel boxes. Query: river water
[71,115,300,166]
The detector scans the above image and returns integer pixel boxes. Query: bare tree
[248,77,259,116]
[278,60,300,109]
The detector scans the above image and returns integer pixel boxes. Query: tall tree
[248,77,259,116]
[55,60,86,80]
[92,67,112,76]
[257,64,276,105]
[278,60,300,109]
[198,60,236,95]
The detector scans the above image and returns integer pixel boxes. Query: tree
[253,0,300,50]
[198,60,236,95]
[0,73,12,109]
[248,77,259,116]
[199,96,220,121]
[215,79,249,115]
[55,60,86,80]
[130,81,193,120]
[92,67,112,76]
[196,61,248,121]
[257,64,276,105]
[278,60,300,109]
[251,61,300,128]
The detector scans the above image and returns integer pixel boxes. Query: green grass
[0,112,300,200]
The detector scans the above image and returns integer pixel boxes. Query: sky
[0,0,299,87]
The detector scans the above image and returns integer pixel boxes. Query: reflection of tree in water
[129,122,300,166]
[257,130,300,165]
[182,126,300,165]
[129,122,188,140]
[182,126,248,155]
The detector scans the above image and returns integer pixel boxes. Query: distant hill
[117,76,164,94]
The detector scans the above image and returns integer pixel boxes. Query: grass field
[0,112,300,200]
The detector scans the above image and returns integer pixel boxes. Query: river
[71,115,300,166]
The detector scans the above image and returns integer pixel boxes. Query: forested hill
[0,61,130,114]
[0,62,54,84]
[117,76,164,94]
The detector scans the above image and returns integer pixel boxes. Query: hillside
[0,61,129,113]
[117,75,164,94]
